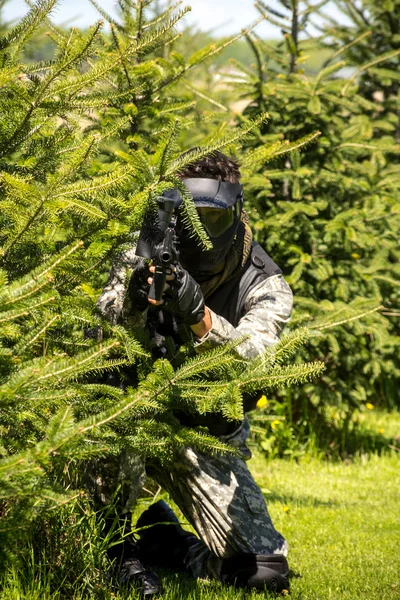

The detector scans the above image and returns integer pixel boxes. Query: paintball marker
[136,194,179,301]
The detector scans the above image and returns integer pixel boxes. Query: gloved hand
[161,264,205,326]
[128,263,151,312]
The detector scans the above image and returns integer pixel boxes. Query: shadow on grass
[158,569,294,599]
[261,489,343,508]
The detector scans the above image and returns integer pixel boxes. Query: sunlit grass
[1,412,399,599]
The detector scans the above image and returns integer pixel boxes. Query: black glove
[162,264,205,326]
[128,263,151,312]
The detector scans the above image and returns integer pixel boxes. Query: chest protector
[206,242,282,327]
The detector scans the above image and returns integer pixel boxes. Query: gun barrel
[161,250,172,263]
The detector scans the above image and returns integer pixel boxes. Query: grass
[250,451,400,600]
[1,415,400,599]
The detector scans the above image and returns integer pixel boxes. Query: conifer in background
[227,0,400,454]
[320,0,400,139]
[324,0,400,402]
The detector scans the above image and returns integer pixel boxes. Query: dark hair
[178,149,241,184]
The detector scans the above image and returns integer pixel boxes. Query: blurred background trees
[224,0,400,456]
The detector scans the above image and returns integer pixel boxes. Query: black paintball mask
[168,178,244,278]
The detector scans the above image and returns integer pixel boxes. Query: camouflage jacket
[97,245,293,361]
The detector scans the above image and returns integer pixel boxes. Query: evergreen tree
[322,0,400,402]
[226,0,400,454]
[317,0,400,140]
[0,0,324,580]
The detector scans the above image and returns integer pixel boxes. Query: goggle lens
[197,206,236,237]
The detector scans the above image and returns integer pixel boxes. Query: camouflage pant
[86,418,287,580]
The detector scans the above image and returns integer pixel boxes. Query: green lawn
[250,451,400,599]
[2,431,400,599]
[162,451,400,600]
[138,450,400,600]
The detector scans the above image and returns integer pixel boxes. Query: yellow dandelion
[378,428,384,434]
[257,395,269,409]
[351,253,361,259]
[366,403,374,410]
[271,420,281,431]
[283,505,290,513]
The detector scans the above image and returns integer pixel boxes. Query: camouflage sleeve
[96,245,144,325]
[195,274,293,360]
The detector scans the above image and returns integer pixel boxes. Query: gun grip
[148,270,167,302]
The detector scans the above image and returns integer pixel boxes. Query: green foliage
[0,0,399,595]
[225,0,400,454]
[2,447,400,599]
[0,245,321,570]
[0,2,326,584]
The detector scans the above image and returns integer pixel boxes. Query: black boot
[221,552,290,594]
[135,500,199,570]
[116,553,162,597]
[105,514,163,596]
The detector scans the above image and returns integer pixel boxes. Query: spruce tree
[224,0,400,453]
[0,0,324,580]
[323,0,400,404]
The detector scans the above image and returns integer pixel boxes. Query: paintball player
[93,151,293,596]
